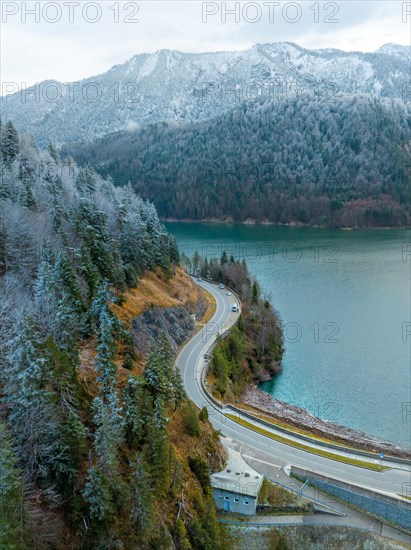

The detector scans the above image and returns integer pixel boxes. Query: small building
[211,448,263,515]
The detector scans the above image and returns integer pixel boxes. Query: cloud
[0,1,409,88]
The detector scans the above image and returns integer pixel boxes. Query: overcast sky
[1,1,410,89]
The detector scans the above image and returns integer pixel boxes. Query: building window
[218,496,223,500]
[234,498,239,502]
[244,501,249,505]
[224,496,230,501]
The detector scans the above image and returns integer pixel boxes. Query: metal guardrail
[225,404,411,466]
[195,278,411,468]
[198,278,241,409]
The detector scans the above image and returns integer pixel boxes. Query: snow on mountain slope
[376,43,411,62]
[2,42,409,146]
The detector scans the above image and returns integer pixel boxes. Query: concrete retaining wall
[292,466,411,533]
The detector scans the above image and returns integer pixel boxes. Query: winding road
[176,278,411,499]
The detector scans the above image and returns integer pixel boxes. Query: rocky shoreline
[163,217,405,230]
[242,384,411,459]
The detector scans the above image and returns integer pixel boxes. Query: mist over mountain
[2,42,410,146]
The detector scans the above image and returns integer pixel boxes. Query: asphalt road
[176,278,411,499]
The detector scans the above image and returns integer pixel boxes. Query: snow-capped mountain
[2,42,409,145]
[376,43,411,62]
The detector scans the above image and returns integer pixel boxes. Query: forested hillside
[0,121,230,549]
[182,252,284,400]
[2,42,410,146]
[67,94,411,227]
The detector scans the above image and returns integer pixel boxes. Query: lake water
[165,222,411,447]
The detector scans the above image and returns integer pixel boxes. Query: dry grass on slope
[111,267,199,327]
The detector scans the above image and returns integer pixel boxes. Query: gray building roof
[211,448,264,498]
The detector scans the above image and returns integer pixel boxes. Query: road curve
[176,278,411,499]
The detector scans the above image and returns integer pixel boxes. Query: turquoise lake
[165,222,411,447]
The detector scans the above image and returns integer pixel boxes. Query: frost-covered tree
[92,393,124,474]
[124,376,146,449]
[34,250,82,347]
[95,307,118,394]
[131,454,153,538]
[83,391,125,522]
[82,465,113,522]
[1,121,20,166]
[18,161,36,209]
[144,334,186,409]
[75,165,96,196]
[0,122,184,545]
[3,313,69,484]
[145,403,170,496]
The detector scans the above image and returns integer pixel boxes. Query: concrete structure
[291,466,411,532]
[211,448,263,515]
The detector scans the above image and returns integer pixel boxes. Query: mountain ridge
[2,42,410,146]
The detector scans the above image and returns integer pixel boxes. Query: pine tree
[210,346,229,395]
[0,421,25,550]
[124,376,145,449]
[193,250,201,275]
[18,161,36,209]
[120,212,142,287]
[199,406,209,422]
[220,250,228,266]
[169,235,180,265]
[252,280,260,305]
[34,251,81,347]
[45,170,64,197]
[175,518,192,550]
[144,340,185,406]
[0,219,6,274]
[83,392,124,522]
[131,454,153,539]
[44,171,66,233]
[47,143,59,163]
[3,313,68,484]
[82,465,113,522]
[54,253,83,315]
[80,243,101,302]
[92,393,124,474]
[1,121,20,166]
[183,401,200,437]
[83,283,125,522]
[171,367,186,410]
[75,166,96,196]
[101,175,116,200]
[0,166,12,199]
[144,343,169,400]
[145,414,170,496]
[189,490,223,550]
[95,307,118,394]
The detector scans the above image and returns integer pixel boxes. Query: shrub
[183,402,200,437]
[199,407,209,421]
[188,457,210,489]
